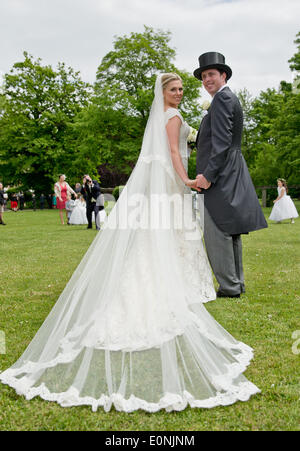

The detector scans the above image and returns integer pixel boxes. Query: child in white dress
[69,196,107,225]
[69,196,88,225]
[269,179,298,223]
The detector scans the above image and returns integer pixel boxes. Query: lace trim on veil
[0,333,260,412]
[0,374,259,413]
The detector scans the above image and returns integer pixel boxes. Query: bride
[0,73,260,412]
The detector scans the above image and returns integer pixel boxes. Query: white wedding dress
[69,199,107,225]
[269,187,298,222]
[0,75,260,412]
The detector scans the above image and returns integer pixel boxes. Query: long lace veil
[0,75,259,412]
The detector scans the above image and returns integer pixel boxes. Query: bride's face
[163,80,183,108]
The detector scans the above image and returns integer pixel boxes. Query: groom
[194,52,267,298]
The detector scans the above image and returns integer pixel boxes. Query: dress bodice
[278,187,286,197]
[164,108,190,171]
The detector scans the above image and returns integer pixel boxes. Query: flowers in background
[187,126,198,143]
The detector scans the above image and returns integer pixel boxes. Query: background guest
[10,193,18,211]
[80,175,101,230]
[54,174,77,225]
[65,193,75,225]
[40,194,46,210]
[0,183,6,225]
[3,191,8,210]
[69,195,89,225]
[75,183,82,195]
[47,194,52,209]
[52,194,57,209]
[32,193,36,211]
[19,192,25,210]
[269,178,299,224]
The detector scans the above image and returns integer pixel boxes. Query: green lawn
[0,204,299,431]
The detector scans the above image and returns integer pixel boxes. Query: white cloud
[0,0,299,99]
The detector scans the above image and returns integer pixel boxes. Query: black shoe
[86,226,92,229]
[216,290,240,298]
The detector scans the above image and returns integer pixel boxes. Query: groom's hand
[196,174,211,190]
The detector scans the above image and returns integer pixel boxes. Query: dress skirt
[269,195,298,221]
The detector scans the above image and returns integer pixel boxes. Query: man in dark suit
[81,175,102,230]
[40,194,45,210]
[194,52,267,298]
[19,192,25,210]
[0,183,6,225]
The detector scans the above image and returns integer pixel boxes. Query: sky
[0,0,299,101]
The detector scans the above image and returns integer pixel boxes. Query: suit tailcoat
[196,86,267,235]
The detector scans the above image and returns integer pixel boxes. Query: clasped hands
[186,174,211,191]
[196,174,211,190]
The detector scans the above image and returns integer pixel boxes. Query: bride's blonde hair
[161,73,182,90]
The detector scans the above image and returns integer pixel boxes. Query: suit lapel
[197,87,230,146]
[197,85,230,143]
[211,85,231,105]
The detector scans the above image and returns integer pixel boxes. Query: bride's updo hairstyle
[161,73,182,90]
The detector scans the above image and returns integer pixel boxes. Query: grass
[0,203,299,431]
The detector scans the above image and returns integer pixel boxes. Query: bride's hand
[185,179,201,191]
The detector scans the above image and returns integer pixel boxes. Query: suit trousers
[86,202,100,230]
[203,207,245,295]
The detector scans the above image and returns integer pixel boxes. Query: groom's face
[201,69,226,96]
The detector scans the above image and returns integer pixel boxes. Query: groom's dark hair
[216,69,228,82]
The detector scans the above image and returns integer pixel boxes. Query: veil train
[0,75,260,412]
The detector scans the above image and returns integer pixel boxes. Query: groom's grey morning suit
[195,53,267,296]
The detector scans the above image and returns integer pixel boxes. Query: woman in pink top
[54,174,76,225]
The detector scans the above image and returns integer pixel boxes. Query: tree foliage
[235,31,300,193]
[0,29,299,195]
[95,26,176,119]
[82,26,202,185]
[288,31,300,72]
[94,26,201,123]
[0,52,90,192]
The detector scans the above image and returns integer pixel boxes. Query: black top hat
[194,52,232,81]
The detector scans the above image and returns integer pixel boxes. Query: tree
[241,87,282,185]
[95,26,201,122]
[65,101,144,186]
[237,88,257,168]
[0,52,90,192]
[271,88,300,185]
[95,26,176,119]
[288,31,300,72]
[289,31,300,94]
[79,26,202,185]
[246,80,299,191]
